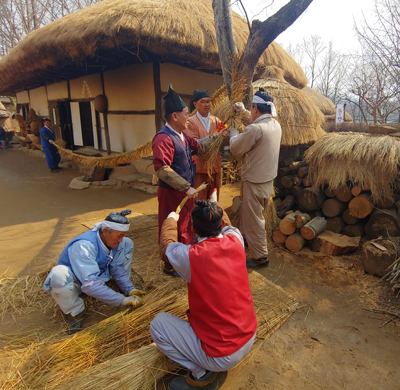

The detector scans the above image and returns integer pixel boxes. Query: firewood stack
[273,159,400,255]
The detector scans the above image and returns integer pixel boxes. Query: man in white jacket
[230,88,282,268]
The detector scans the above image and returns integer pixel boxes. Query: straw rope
[50,138,153,167]
[304,132,400,203]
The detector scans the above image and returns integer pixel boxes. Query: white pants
[44,250,132,317]
[240,180,274,259]
[150,312,256,379]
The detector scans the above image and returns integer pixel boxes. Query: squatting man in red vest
[150,194,257,390]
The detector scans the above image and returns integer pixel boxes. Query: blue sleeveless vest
[57,229,112,281]
[156,126,196,189]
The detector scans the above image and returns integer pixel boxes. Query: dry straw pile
[2,283,188,389]
[1,272,298,390]
[304,132,400,203]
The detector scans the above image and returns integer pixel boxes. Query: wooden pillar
[100,71,112,155]
[153,61,162,132]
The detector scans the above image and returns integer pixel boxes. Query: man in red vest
[150,194,257,390]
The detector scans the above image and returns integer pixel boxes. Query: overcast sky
[232,0,377,53]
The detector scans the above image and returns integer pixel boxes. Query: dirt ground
[1,148,399,389]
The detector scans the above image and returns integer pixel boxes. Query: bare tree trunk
[212,0,313,105]
[212,0,238,97]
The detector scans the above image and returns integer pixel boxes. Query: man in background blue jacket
[39,118,61,173]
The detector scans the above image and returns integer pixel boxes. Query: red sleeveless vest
[187,234,257,358]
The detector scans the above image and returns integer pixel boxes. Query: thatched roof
[252,66,325,146]
[302,86,353,122]
[305,132,400,203]
[0,0,307,95]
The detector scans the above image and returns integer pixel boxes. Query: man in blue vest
[152,85,224,277]
[40,118,62,173]
[43,210,145,334]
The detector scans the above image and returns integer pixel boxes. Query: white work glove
[129,288,146,299]
[208,188,218,203]
[186,186,198,199]
[167,211,180,221]
[121,295,144,308]
[230,128,239,137]
[234,102,246,113]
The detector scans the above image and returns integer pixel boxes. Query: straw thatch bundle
[253,66,326,146]
[51,138,153,167]
[304,132,400,203]
[4,284,188,389]
[0,0,307,95]
[53,344,177,390]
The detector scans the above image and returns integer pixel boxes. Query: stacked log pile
[273,160,400,255]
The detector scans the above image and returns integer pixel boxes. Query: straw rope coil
[304,132,400,203]
[50,138,153,167]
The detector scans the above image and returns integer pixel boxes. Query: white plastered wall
[47,81,68,100]
[107,114,155,153]
[29,86,49,116]
[16,91,30,104]
[160,64,223,96]
[103,63,156,151]
[70,74,102,100]
[104,63,155,111]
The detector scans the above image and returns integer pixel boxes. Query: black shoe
[163,266,181,278]
[246,257,269,268]
[168,371,227,390]
[51,168,60,173]
[67,317,84,335]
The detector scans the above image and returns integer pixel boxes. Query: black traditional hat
[164,84,186,117]
[192,90,210,102]
[105,209,131,225]
[254,88,273,103]
[43,118,51,122]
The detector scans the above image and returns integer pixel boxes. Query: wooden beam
[153,61,162,132]
[107,110,156,115]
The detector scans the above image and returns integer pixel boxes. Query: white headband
[252,95,277,117]
[93,221,130,232]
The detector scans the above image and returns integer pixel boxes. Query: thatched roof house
[302,86,353,122]
[0,0,307,95]
[0,0,308,153]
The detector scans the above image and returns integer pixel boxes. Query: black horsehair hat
[164,84,187,117]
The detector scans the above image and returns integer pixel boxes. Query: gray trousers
[240,180,274,259]
[150,312,256,379]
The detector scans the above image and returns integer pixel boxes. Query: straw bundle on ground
[51,138,153,167]
[304,132,400,203]
[47,272,298,390]
[4,284,188,390]
[53,343,178,390]
[253,66,325,146]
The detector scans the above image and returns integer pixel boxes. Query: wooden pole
[100,72,111,155]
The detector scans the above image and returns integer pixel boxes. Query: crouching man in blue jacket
[43,209,145,333]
